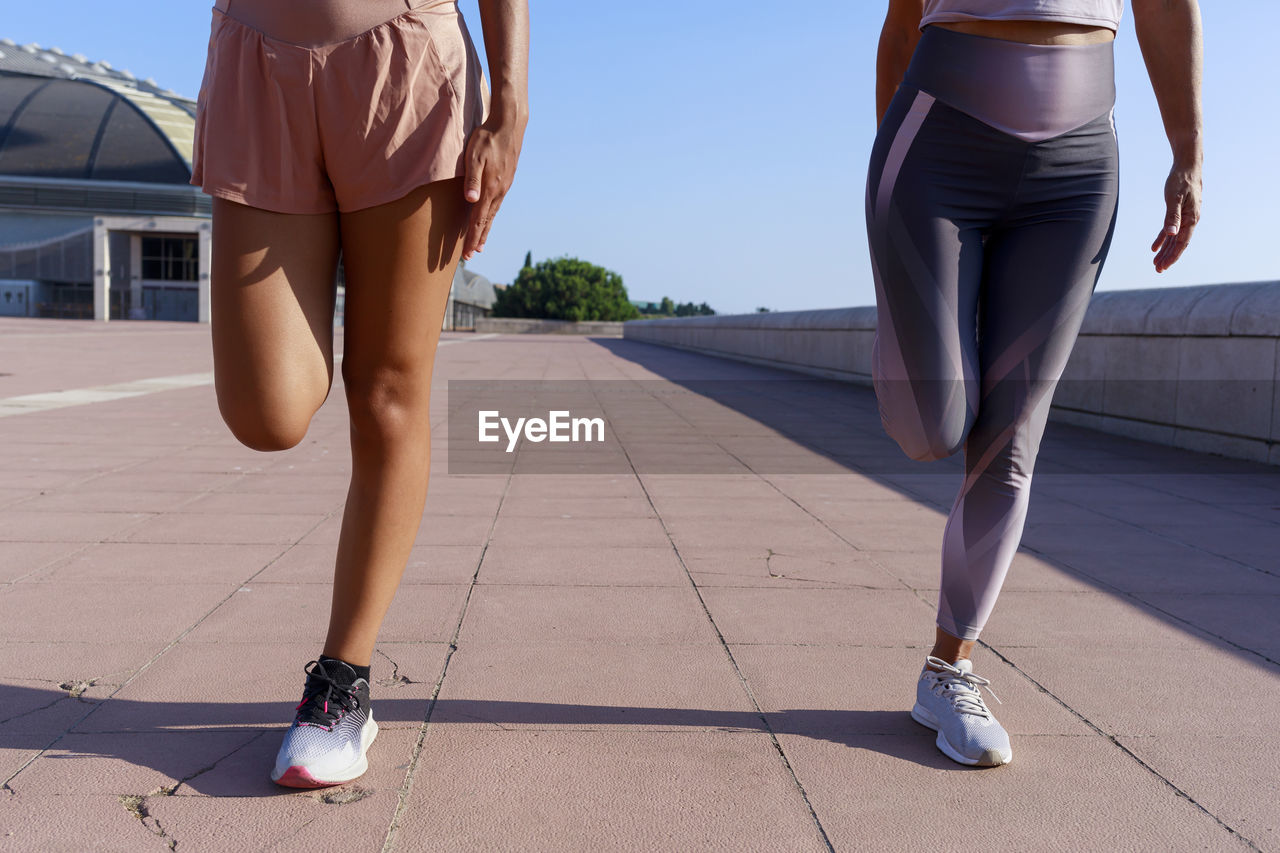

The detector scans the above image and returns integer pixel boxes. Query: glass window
[141,236,197,282]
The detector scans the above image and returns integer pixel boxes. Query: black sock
[318,654,371,685]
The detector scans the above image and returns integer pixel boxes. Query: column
[129,234,144,319]
[197,222,212,324]
[92,219,110,322]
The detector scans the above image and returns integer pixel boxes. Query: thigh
[338,179,468,402]
[210,197,341,427]
[866,91,991,455]
[967,178,1119,477]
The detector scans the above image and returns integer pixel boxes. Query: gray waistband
[904,26,1116,142]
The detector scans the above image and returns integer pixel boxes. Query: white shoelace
[924,655,1002,718]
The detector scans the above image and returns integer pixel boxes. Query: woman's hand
[1132,0,1203,273]
[1151,159,1202,272]
[462,0,529,261]
[462,114,524,260]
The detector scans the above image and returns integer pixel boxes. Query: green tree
[493,256,640,322]
[523,250,532,269]
[659,296,675,316]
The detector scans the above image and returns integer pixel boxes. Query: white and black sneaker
[911,656,1012,767]
[271,658,378,788]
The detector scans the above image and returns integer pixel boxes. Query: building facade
[0,38,491,328]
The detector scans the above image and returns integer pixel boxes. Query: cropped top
[920,0,1123,31]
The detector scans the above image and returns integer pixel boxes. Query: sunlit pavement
[1,316,1277,851]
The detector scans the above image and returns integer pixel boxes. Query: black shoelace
[294,659,361,730]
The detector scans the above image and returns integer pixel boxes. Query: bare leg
[209,197,341,450]
[929,626,976,668]
[321,179,468,667]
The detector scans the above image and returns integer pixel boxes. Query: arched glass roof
[0,39,196,184]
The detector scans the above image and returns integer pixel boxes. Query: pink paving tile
[0,582,233,644]
[777,733,1240,851]
[1019,519,1197,554]
[488,514,670,548]
[15,489,201,514]
[1030,545,1280,595]
[699,587,931,645]
[863,549,1099,593]
[477,543,686,586]
[6,730,261,796]
[0,469,88,491]
[1,792,166,852]
[460,585,719,644]
[0,510,152,543]
[297,512,492,547]
[431,642,755,730]
[639,474,789,500]
[120,455,272,475]
[72,471,246,494]
[4,641,159,685]
[251,543,482,584]
[502,474,649,500]
[182,583,469,645]
[1119,735,1279,848]
[0,682,110,739]
[175,490,346,516]
[496,495,656,519]
[682,549,900,589]
[232,472,352,495]
[74,641,448,734]
[648,494,803,520]
[1142,523,1280,571]
[1149,591,1280,651]
[997,647,1280,738]
[397,730,826,851]
[420,494,504,518]
[663,517,853,553]
[30,542,286,584]
[800,498,948,526]
[979,590,1216,649]
[730,644,1087,739]
[0,541,86,583]
[111,512,327,545]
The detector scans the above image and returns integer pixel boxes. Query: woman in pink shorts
[189,0,528,788]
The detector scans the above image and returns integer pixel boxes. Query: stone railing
[475,317,625,336]
[624,282,1280,465]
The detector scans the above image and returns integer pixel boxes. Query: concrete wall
[624,282,1280,466]
[475,317,625,336]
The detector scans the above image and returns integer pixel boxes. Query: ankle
[318,654,371,684]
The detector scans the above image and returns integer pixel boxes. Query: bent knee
[879,407,968,462]
[220,407,311,452]
[896,429,966,462]
[216,393,317,452]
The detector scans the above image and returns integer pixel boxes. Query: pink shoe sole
[273,765,338,789]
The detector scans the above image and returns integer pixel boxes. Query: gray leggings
[865,27,1120,640]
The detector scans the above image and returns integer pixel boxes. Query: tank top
[920,0,1123,30]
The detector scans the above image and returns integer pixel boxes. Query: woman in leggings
[867,0,1201,766]
[190,0,528,786]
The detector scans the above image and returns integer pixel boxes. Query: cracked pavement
[1,317,1278,851]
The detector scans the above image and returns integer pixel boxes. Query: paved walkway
[1,317,1277,851]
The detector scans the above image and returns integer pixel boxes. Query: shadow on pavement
[0,686,971,796]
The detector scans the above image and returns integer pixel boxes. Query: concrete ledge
[475,317,625,336]
[624,281,1280,466]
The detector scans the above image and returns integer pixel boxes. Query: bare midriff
[931,19,1115,45]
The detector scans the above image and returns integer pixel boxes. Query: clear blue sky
[4,2,1275,313]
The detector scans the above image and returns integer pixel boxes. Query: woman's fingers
[1151,167,1201,272]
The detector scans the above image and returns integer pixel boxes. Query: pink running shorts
[190,0,489,214]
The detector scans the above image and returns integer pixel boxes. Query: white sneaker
[911,656,1012,767]
[271,659,379,788]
